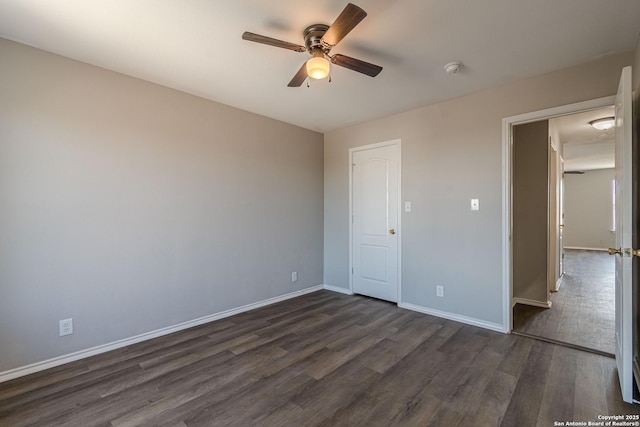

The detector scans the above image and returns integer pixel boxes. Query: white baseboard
[398,302,508,333]
[513,297,552,309]
[0,284,323,384]
[323,284,353,295]
[563,246,608,252]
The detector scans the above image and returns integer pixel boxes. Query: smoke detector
[444,61,462,74]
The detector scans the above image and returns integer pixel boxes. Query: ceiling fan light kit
[241,3,382,87]
[306,49,331,80]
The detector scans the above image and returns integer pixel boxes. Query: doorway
[349,140,401,303]
[511,107,616,355]
[502,97,617,349]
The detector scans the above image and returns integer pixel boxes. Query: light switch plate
[471,199,479,211]
[404,201,412,212]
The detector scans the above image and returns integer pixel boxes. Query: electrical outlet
[59,318,73,336]
[436,286,444,298]
[291,272,297,282]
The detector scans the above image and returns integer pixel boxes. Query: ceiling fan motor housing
[304,24,331,53]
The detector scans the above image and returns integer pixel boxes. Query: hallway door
[559,158,565,278]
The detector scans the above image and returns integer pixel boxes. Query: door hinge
[352,267,354,274]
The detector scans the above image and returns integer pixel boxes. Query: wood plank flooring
[1,290,637,426]
[513,249,616,355]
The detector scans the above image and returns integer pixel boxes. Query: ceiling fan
[242,3,383,87]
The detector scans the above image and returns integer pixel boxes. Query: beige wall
[324,52,631,327]
[563,168,616,249]
[513,121,549,304]
[0,35,633,375]
[0,38,324,373]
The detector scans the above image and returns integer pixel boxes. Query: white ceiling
[0,0,639,132]
[553,107,616,172]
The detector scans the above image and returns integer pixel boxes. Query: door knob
[389,229,396,235]
[608,247,640,257]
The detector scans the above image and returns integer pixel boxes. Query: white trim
[555,277,563,292]
[502,96,615,333]
[349,139,402,302]
[563,246,609,252]
[502,106,513,332]
[323,284,354,295]
[399,302,507,333]
[512,297,552,309]
[0,285,323,384]
[349,149,354,295]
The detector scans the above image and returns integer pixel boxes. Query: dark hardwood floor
[1,290,637,426]
[513,249,616,355]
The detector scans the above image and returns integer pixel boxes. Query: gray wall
[0,38,324,373]
[563,168,615,249]
[324,52,631,327]
[513,121,549,303]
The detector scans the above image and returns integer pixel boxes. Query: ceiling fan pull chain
[329,74,332,83]
[307,78,310,88]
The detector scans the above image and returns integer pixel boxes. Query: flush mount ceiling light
[589,116,615,131]
[444,61,462,74]
[306,49,331,80]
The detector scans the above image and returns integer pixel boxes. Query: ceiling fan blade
[242,32,306,52]
[321,3,367,47]
[331,54,382,77]
[288,62,308,87]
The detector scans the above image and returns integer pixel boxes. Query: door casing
[349,139,402,302]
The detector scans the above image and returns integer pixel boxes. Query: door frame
[502,96,615,331]
[349,139,402,302]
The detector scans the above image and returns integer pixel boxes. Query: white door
[351,143,399,303]
[549,142,560,292]
[559,157,564,278]
[612,66,633,403]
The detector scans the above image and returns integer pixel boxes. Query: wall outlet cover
[59,318,73,336]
